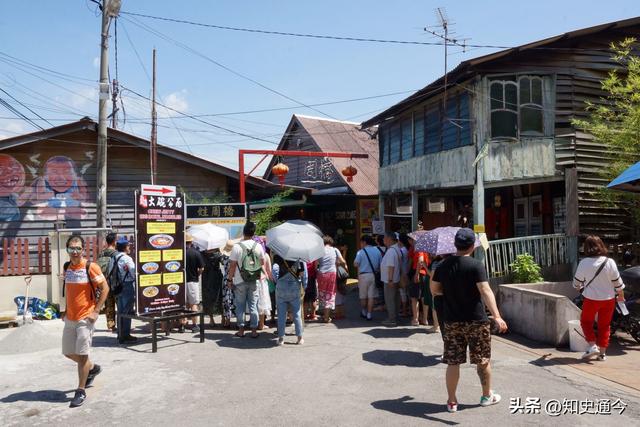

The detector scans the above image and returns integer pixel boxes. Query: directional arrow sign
[141,184,177,197]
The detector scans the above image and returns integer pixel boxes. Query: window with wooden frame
[490,75,545,139]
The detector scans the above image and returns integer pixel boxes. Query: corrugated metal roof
[294,115,379,196]
[361,16,640,128]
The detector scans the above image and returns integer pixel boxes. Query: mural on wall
[0,153,91,222]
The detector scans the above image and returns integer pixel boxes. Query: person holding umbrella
[272,254,306,345]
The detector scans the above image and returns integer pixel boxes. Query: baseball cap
[454,228,476,250]
[116,236,129,245]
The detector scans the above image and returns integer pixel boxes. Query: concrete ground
[1,293,639,426]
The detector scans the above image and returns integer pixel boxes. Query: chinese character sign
[135,186,186,315]
[186,203,247,239]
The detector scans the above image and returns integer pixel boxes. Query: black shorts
[408,281,422,299]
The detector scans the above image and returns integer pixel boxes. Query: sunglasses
[66,246,83,254]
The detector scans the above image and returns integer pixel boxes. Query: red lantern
[272,162,289,185]
[341,165,358,182]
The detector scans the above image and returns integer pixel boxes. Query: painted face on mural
[0,154,26,197]
[44,156,77,193]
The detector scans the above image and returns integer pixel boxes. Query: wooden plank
[38,238,43,274]
[45,238,50,274]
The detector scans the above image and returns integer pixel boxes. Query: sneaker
[366,313,372,321]
[178,325,186,334]
[381,320,397,327]
[191,325,200,333]
[69,389,86,408]
[598,353,607,361]
[297,337,305,345]
[85,364,101,388]
[360,311,367,319]
[118,335,138,344]
[480,391,502,407]
[447,402,458,413]
[277,337,284,346]
[581,344,600,360]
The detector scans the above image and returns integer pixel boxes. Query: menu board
[186,203,247,239]
[135,188,186,315]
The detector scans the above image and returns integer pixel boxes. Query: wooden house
[0,117,280,241]
[262,114,379,263]
[361,17,640,243]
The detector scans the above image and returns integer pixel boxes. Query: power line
[0,97,44,131]
[0,88,53,127]
[121,10,617,52]
[122,15,340,120]
[121,85,279,145]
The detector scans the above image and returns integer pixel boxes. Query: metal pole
[96,3,111,232]
[239,150,246,203]
[151,48,157,184]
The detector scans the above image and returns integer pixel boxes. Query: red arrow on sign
[144,187,173,194]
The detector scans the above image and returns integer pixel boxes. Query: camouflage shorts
[443,321,491,365]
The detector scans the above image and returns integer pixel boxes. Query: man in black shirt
[183,234,205,333]
[431,228,507,413]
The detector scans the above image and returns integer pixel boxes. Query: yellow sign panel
[139,250,162,263]
[163,272,183,284]
[147,222,176,234]
[473,224,486,233]
[163,249,183,261]
[139,274,162,287]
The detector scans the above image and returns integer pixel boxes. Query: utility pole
[150,48,158,185]
[437,8,448,113]
[96,0,121,231]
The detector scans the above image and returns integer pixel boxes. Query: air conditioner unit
[427,198,446,213]
[395,195,412,215]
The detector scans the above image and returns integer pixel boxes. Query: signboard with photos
[135,184,186,315]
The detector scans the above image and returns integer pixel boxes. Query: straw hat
[185,233,194,243]
[221,238,241,256]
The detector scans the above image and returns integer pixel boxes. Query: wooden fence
[485,233,577,279]
[0,235,135,276]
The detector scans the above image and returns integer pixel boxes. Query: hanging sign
[135,185,185,315]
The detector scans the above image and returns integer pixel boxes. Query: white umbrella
[187,223,229,251]
[284,219,323,236]
[266,222,325,262]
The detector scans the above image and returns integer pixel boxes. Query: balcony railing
[485,233,577,279]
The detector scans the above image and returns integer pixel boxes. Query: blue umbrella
[414,226,480,255]
[608,161,640,193]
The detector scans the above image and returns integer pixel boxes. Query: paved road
[1,300,639,426]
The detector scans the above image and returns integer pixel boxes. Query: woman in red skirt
[316,235,347,323]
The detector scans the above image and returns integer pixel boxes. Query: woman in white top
[573,235,625,361]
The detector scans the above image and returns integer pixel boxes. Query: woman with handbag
[573,235,626,361]
[316,235,347,323]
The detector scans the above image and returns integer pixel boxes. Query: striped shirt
[573,256,624,301]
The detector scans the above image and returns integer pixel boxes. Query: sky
[0,0,638,173]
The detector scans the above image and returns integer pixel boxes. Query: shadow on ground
[362,350,441,368]
[1,389,74,403]
[205,331,277,349]
[363,327,428,339]
[371,395,477,425]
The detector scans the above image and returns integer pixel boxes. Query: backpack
[239,241,262,282]
[108,253,131,296]
[62,262,95,300]
[97,249,118,287]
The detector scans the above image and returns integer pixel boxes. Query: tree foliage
[251,188,294,236]
[572,38,640,223]
[510,253,544,284]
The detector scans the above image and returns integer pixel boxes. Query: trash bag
[14,296,59,320]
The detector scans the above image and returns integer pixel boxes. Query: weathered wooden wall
[378,146,475,194]
[0,129,229,239]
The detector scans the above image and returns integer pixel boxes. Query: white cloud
[161,90,188,117]
[92,56,100,68]
[65,86,98,110]
[0,120,28,139]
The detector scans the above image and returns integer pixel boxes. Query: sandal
[250,332,260,339]
[234,332,245,338]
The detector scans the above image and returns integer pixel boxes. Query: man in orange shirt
[62,235,109,408]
